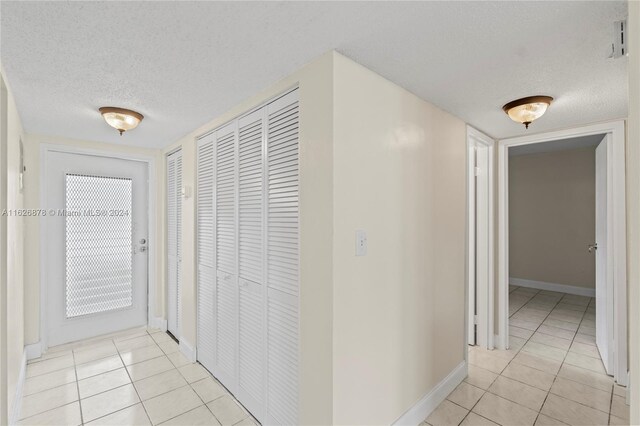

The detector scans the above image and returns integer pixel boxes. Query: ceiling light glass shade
[99,107,144,135]
[502,96,553,129]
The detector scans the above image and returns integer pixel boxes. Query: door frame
[497,120,627,385]
[467,126,495,349]
[39,143,157,351]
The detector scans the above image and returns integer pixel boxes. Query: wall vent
[610,20,627,58]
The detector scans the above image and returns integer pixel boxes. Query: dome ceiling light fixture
[502,96,553,129]
[99,107,144,136]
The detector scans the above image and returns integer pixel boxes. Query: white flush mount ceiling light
[99,107,144,135]
[502,96,553,129]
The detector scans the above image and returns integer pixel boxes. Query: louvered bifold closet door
[197,136,216,372]
[265,90,299,425]
[166,150,182,338]
[237,109,266,419]
[214,122,239,388]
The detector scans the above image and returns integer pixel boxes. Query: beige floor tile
[151,332,174,344]
[541,394,608,426]
[26,354,75,378]
[81,383,140,422]
[157,340,180,355]
[502,362,556,391]
[191,377,228,403]
[28,349,73,365]
[488,376,547,411]
[564,352,606,374]
[460,412,498,426]
[609,414,630,425]
[73,342,118,365]
[547,311,583,324]
[521,341,567,362]
[17,401,81,426]
[543,319,579,332]
[178,363,211,383]
[78,368,132,399]
[23,366,76,396]
[207,395,249,426]
[446,382,484,410]
[86,402,151,425]
[569,341,601,359]
[76,355,124,380]
[610,395,630,421]
[557,364,613,392]
[507,336,527,351]
[469,349,510,374]
[233,417,258,426]
[120,345,165,366]
[573,333,597,346]
[534,414,568,425]
[472,392,537,426]
[510,326,534,339]
[613,385,626,397]
[511,318,543,331]
[115,335,158,352]
[465,365,498,390]
[126,356,175,381]
[578,325,596,337]
[113,329,150,343]
[513,352,562,375]
[549,377,611,413]
[529,333,572,351]
[143,386,203,425]
[536,325,576,341]
[19,382,78,419]
[555,302,587,313]
[160,405,221,425]
[166,351,191,368]
[134,369,188,401]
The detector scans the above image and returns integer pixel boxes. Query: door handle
[139,246,147,253]
[588,243,598,253]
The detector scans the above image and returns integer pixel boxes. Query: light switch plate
[355,230,367,256]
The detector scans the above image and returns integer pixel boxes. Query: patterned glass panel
[65,174,133,318]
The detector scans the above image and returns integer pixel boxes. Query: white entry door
[595,136,614,374]
[44,150,149,346]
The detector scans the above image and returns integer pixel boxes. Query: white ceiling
[0,1,628,149]
[509,134,605,156]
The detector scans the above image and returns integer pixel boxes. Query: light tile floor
[18,327,258,425]
[424,286,631,426]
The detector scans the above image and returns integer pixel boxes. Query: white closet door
[265,90,299,425]
[237,109,265,418]
[197,135,216,372]
[214,122,239,389]
[167,149,182,338]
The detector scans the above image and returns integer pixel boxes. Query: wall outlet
[355,230,367,256]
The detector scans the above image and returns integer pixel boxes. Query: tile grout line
[71,343,86,425]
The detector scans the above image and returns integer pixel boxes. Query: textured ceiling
[509,134,605,156]
[0,1,628,148]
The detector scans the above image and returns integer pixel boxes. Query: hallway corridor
[425,287,630,426]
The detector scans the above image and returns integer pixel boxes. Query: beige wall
[0,69,25,423]
[627,1,640,423]
[22,134,164,346]
[332,54,466,424]
[165,52,335,425]
[508,147,596,288]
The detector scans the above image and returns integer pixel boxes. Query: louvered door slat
[197,136,215,372]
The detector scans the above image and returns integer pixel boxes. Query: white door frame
[467,126,495,349]
[497,120,627,385]
[39,143,157,351]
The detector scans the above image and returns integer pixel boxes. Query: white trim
[39,143,158,351]
[149,317,168,332]
[498,120,627,381]
[392,361,467,426]
[24,342,42,361]
[8,350,26,425]
[510,277,595,298]
[179,338,197,363]
[466,126,495,350]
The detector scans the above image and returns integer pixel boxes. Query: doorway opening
[497,121,627,386]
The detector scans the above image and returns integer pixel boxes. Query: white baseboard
[510,277,595,298]
[180,339,197,363]
[25,342,43,361]
[149,317,168,331]
[9,349,27,425]
[392,361,467,425]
